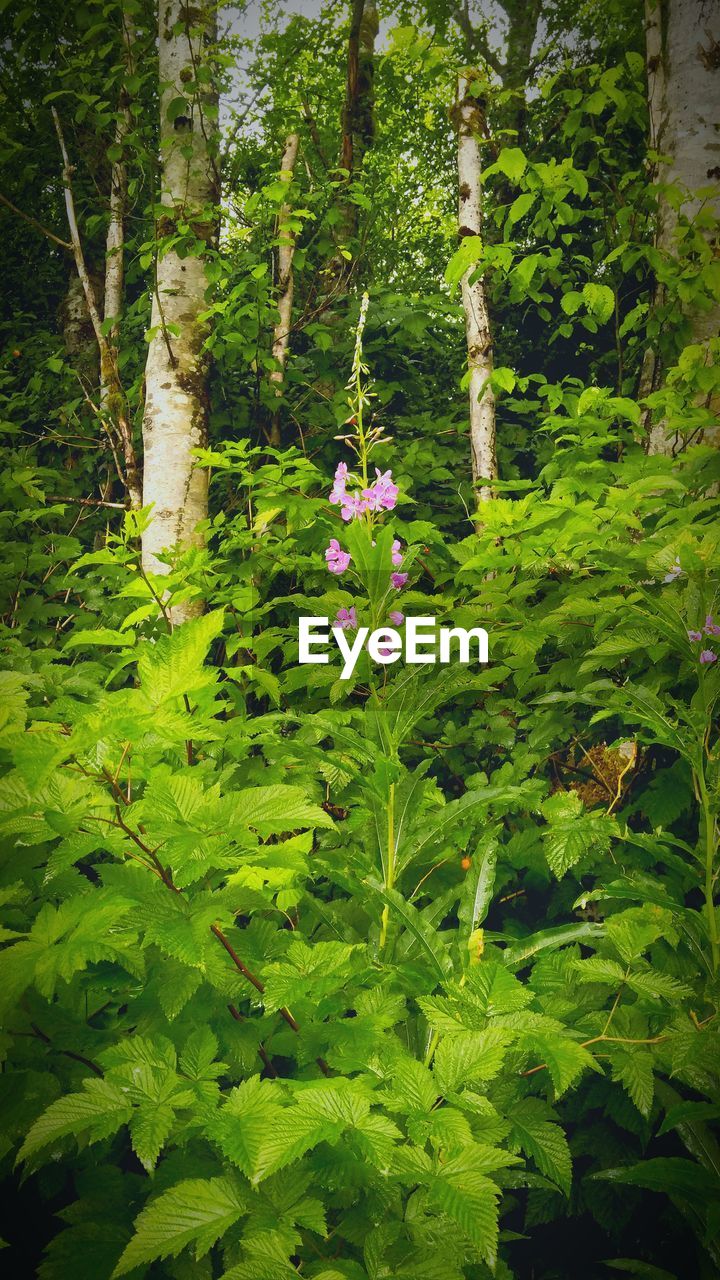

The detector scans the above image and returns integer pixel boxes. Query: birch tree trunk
[103,12,134,347]
[53,105,142,511]
[101,9,142,509]
[268,131,300,447]
[645,0,720,455]
[455,0,542,146]
[457,72,497,510]
[141,0,218,614]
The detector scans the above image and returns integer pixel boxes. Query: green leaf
[508,1101,572,1194]
[458,834,498,934]
[137,610,225,705]
[506,192,536,228]
[602,1262,678,1280]
[444,235,484,286]
[63,628,135,651]
[582,282,615,324]
[591,1158,720,1204]
[497,147,527,183]
[610,1050,654,1117]
[434,1027,510,1093]
[365,879,452,980]
[522,1034,598,1097]
[227,784,335,832]
[560,290,583,316]
[491,366,516,393]
[541,792,616,877]
[657,1102,720,1138]
[501,921,605,967]
[19,1079,132,1163]
[166,95,189,122]
[429,1166,499,1267]
[113,1177,248,1276]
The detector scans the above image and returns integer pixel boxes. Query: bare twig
[0,190,72,251]
[52,104,142,509]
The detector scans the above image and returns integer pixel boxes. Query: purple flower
[389,610,404,626]
[363,468,399,513]
[688,630,703,643]
[700,649,717,665]
[663,558,682,583]
[705,615,720,637]
[391,572,408,590]
[325,538,351,575]
[335,605,357,630]
[391,539,403,567]
[341,492,368,522]
[329,462,349,506]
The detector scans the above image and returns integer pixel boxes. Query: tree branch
[52,104,142,510]
[454,9,505,78]
[0,190,72,251]
[51,107,106,346]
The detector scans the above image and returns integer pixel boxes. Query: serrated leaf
[429,1167,499,1267]
[113,1177,248,1276]
[19,1079,132,1163]
[433,1026,510,1093]
[522,1034,598,1097]
[610,1050,654,1117]
[583,282,615,324]
[591,1157,720,1203]
[508,1101,572,1194]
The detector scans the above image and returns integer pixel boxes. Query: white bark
[457,73,497,507]
[104,13,134,346]
[101,10,142,509]
[141,0,218,613]
[269,132,300,446]
[53,104,142,509]
[59,273,99,383]
[645,0,720,454]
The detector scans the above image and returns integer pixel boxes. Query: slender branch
[453,8,505,77]
[521,1031,670,1078]
[228,1004,278,1077]
[52,107,106,345]
[48,494,127,509]
[28,1022,104,1077]
[0,190,72,251]
[52,106,142,509]
[211,924,331,1076]
[87,782,330,1074]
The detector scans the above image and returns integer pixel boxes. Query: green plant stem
[522,1031,671,1079]
[697,767,719,974]
[379,780,396,950]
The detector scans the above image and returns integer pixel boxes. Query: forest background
[0,0,720,1277]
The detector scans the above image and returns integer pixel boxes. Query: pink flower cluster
[325,538,351,575]
[329,462,399,523]
[688,615,720,664]
[391,537,407,589]
[336,606,357,630]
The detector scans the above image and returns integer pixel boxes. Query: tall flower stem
[351,291,371,487]
[379,780,396,950]
[697,765,719,973]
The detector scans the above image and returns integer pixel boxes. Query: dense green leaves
[1,0,719,1277]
